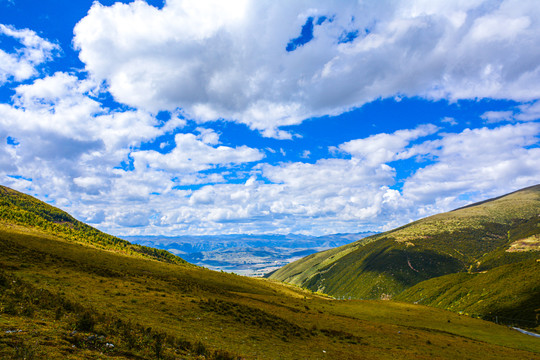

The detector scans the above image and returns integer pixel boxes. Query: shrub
[76,311,95,332]
[194,341,207,356]
[153,333,164,359]
[12,339,39,360]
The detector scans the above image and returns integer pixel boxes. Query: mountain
[0,185,184,264]
[124,232,377,276]
[268,185,540,325]
[1,185,539,359]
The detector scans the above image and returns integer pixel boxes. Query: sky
[0,0,539,236]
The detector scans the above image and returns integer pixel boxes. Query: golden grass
[1,225,539,359]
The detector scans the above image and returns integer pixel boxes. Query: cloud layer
[74,0,540,137]
[0,0,539,236]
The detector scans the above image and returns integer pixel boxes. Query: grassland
[1,226,539,359]
[396,259,540,328]
[1,186,539,359]
[268,185,540,326]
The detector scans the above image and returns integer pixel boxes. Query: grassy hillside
[0,186,539,359]
[396,259,540,328]
[0,185,184,264]
[268,185,540,318]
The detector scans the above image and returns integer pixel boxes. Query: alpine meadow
[1,1,540,359]
[0,185,539,359]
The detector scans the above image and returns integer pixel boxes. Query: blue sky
[1,0,539,236]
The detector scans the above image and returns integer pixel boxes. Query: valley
[125,233,376,276]
[2,1,540,359]
[0,185,539,359]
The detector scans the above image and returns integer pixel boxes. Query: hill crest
[0,185,185,264]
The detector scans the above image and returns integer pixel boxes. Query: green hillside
[268,185,540,322]
[396,259,540,328]
[1,186,539,359]
[0,185,184,264]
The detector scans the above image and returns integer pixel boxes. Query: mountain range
[124,232,376,276]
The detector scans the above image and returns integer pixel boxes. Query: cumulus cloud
[6,118,536,236]
[115,210,153,227]
[402,122,540,206]
[1,1,539,236]
[0,70,266,231]
[441,117,457,126]
[2,72,160,148]
[0,72,162,199]
[339,124,438,165]
[73,0,540,137]
[131,131,264,173]
[480,100,540,124]
[0,24,58,84]
[108,122,537,235]
[146,122,539,234]
[516,101,540,121]
[0,70,258,212]
[481,110,514,123]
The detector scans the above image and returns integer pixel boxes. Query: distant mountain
[268,185,540,324]
[124,232,377,276]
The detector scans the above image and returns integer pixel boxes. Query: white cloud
[73,0,540,137]
[126,122,540,235]
[115,209,153,227]
[0,72,167,203]
[469,15,531,41]
[1,2,539,237]
[481,110,514,123]
[516,101,540,121]
[402,122,540,206]
[479,101,540,124]
[4,113,537,236]
[4,79,537,235]
[2,72,162,150]
[131,132,264,173]
[0,24,58,84]
[339,124,438,165]
[441,117,457,126]
[195,127,220,145]
[0,66,264,233]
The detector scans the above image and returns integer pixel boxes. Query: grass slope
[0,185,184,264]
[0,186,539,359]
[396,259,540,328]
[268,185,540,320]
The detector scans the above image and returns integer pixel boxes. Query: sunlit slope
[1,186,539,359]
[0,185,184,264]
[1,225,540,359]
[268,185,540,301]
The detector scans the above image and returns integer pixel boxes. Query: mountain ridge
[124,232,377,276]
[268,185,540,324]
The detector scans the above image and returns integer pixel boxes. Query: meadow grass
[1,225,539,359]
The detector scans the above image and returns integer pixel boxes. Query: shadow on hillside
[359,246,465,287]
[301,240,467,299]
[480,291,540,329]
